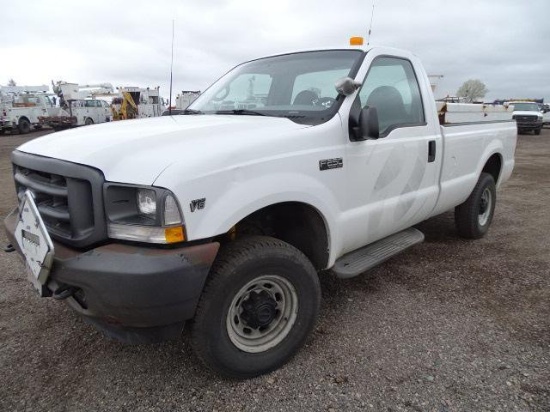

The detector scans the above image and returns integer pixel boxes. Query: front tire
[534,127,541,135]
[455,172,496,239]
[191,236,321,379]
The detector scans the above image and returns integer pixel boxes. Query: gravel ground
[0,128,548,412]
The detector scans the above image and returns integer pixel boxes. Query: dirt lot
[0,128,548,411]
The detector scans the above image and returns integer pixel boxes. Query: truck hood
[16,115,308,184]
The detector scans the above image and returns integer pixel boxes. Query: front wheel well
[482,153,502,184]
[220,202,329,270]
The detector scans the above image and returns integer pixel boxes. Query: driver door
[344,55,441,250]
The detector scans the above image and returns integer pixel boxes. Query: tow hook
[52,285,80,301]
[4,244,15,253]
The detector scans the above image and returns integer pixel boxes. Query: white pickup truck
[509,101,543,135]
[5,47,516,379]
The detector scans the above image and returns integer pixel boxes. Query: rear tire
[191,236,321,379]
[18,118,31,134]
[85,118,94,126]
[455,172,496,239]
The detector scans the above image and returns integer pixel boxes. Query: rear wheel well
[482,154,502,184]
[221,202,329,270]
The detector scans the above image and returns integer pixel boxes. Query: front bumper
[5,210,219,343]
[516,120,543,131]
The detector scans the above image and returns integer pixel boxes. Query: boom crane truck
[39,81,114,130]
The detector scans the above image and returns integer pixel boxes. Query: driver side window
[358,57,425,135]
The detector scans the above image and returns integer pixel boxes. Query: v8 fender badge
[319,158,343,171]
[190,198,206,212]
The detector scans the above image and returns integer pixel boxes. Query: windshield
[189,50,364,125]
[512,103,540,112]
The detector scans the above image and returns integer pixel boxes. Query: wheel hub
[240,291,278,329]
[478,187,493,226]
[480,197,488,214]
[226,274,299,353]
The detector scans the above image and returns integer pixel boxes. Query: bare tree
[7,79,16,86]
[457,79,488,103]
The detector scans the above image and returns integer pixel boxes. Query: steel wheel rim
[478,187,492,226]
[226,275,298,353]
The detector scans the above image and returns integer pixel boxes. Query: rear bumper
[38,116,76,128]
[5,210,219,343]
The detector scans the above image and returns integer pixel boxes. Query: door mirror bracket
[335,77,362,96]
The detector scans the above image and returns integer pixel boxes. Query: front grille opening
[14,165,95,243]
[12,152,107,248]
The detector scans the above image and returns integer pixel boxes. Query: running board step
[332,228,424,279]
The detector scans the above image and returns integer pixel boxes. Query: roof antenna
[169,19,175,115]
[367,0,376,46]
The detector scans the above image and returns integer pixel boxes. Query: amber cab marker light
[350,36,364,46]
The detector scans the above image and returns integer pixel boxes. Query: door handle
[428,140,436,163]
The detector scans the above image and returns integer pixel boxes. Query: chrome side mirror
[335,77,362,96]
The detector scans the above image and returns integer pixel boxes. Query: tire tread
[455,172,496,239]
[191,236,320,379]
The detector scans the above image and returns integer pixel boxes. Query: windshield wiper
[215,109,266,116]
[182,109,203,114]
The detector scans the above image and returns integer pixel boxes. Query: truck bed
[430,120,517,216]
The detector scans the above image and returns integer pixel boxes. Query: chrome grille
[515,115,538,123]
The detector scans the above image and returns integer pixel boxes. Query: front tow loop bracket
[52,285,79,301]
[4,244,15,253]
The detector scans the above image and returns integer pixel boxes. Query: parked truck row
[5,46,516,379]
[0,82,170,134]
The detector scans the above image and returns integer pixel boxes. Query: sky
[1,0,549,102]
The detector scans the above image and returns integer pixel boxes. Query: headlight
[104,184,185,244]
[137,189,157,215]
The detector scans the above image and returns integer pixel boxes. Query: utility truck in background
[162,91,201,115]
[39,82,114,130]
[112,86,164,120]
[5,46,516,379]
[0,85,60,134]
[176,90,200,110]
